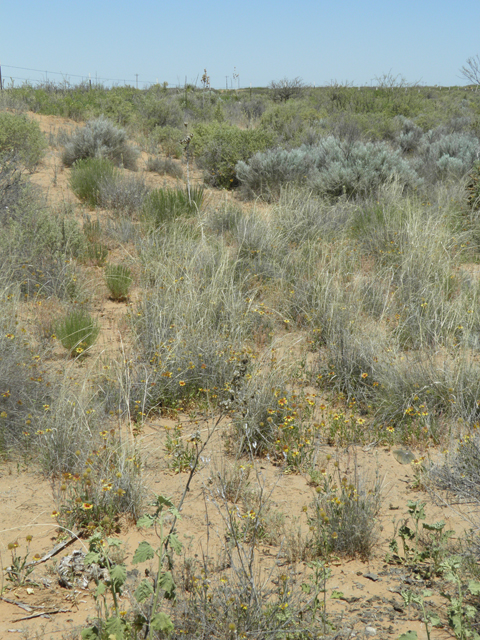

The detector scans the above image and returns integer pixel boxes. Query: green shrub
[61,115,138,169]
[192,122,275,188]
[0,112,47,170]
[148,125,183,158]
[136,92,183,130]
[105,264,133,300]
[69,157,117,207]
[55,309,100,358]
[141,186,204,226]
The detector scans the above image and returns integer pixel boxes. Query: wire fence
[0,63,184,90]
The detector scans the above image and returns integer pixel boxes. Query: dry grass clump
[98,171,149,214]
[130,226,257,414]
[0,280,57,450]
[308,454,383,559]
[146,155,184,179]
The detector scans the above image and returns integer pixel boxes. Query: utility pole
[135,74,139,89]
[226,76,228,90]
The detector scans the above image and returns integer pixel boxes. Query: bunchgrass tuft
[55,308,100,358]
[105,263,133,301]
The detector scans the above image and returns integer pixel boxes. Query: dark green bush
[0,112,47,170]
[192,122,274,188]
[69,157,117,207]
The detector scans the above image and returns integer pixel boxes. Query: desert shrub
[237,137,420,200]
[0,154,26,211]
[69,157,117,207]
[55,308,100,358]
[192,122,275,188]
[308,455,382,559]
[145,155,184,179]
[141,186,204,227]
[415,130,480,181]
[0,112,46,170]
[135,93,183,130]
[396,116,424,153]
[61,115,138,169]
[147,125,183,158]
[467,160,480,209]
[105,263,133,300]
[97,172,149,214]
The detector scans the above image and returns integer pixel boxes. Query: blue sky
[2,1,478,89]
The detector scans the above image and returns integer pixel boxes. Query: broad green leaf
[110,564,127,589]
[81,626,100,640]
[156,495,175,509]
[159,571,176,599]
[399,524,414,540]
[150,612,174,634]
[133,541,155,564]
[96,582,107,596]
[105,615,124,639]
[301,583,311,594]
[427,612,442,627]
[468,580,480,595]
[423,520,445,531]
[397,632,417,640]
[84,551,100,565]
[107,537,122,548]
[137,514,154,528]
[168,533,183,555]
[134,579,154,603]
[407,500,425,520]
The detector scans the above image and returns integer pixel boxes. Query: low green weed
[4,536,36,586]
[387,500,455,576]
[81,496,181,640]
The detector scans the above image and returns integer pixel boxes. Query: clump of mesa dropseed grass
[50,427,143,535]
[307,452,383,560]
